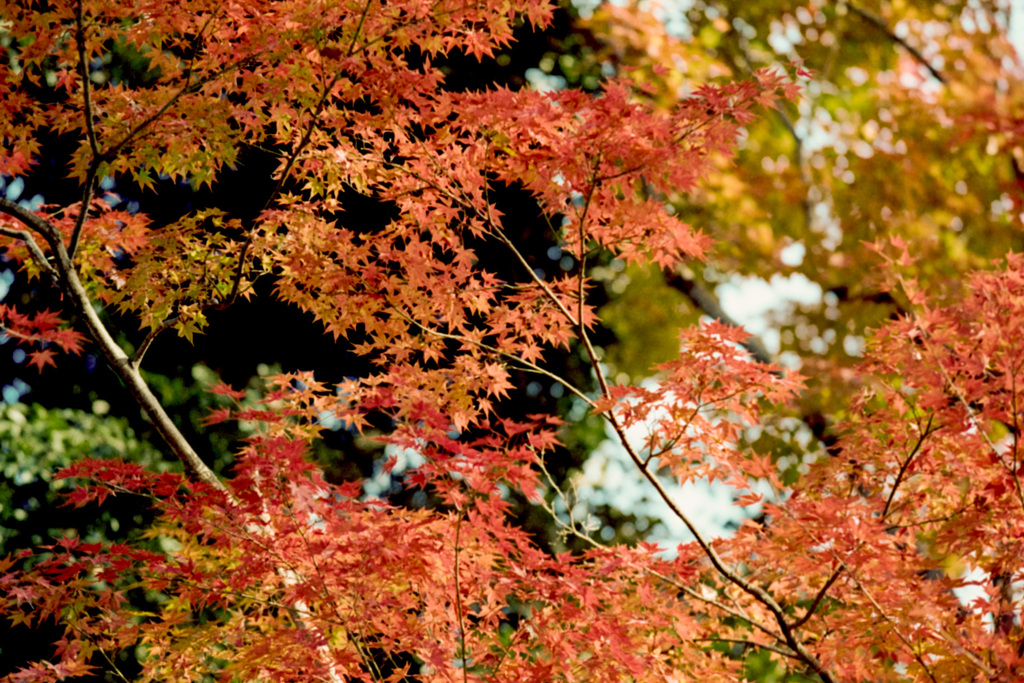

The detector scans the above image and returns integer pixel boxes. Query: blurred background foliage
[544,0,1024,483]
[0,401,163,552]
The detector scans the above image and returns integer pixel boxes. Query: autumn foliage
[1,0,1024,681]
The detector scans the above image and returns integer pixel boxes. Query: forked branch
[0,197,224,492]
[0,226,59,281]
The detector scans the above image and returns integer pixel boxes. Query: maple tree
[1,0,1024,682]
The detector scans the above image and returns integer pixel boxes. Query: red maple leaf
[26,349,56,372]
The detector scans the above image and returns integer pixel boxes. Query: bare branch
[0,198,62,245]
[379,104,832,679]
[67,169,100,261]
[102,52,260,166]
[669,580,787,643]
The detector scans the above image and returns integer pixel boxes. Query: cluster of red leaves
[594,320,803,490]
[701,255,1024,680]
[7,251,1024,680]
[0,427,720,682]
[0,305,84,371]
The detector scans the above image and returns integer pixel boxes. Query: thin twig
[897,273,1024,516]
[590,363,832,678]
[65,620,132,683]
[788,564,843,630]
[130,316,180,369]
[374,86,829,678]
[691,637,799,659]
[102,52,259,166]
[67,173,99,261]
[384,295,595,406]
[785,506,948,682]
[672,580,786,643]
[574,160,599,387]
[536,460,788,645]
[453,511,470,683]
[835,556,940,682]
[68,25,254,258]
[883,412,935,518]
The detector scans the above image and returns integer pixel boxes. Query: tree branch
[536,463,789,645]
[883,412,935,518]
[840,0,947,84]
[130,316,179,370]
[386,117,835,679]
[67,0,102,261]
[483,206,836,683]
[387,303,596,407]
[75,0,102,161]
[226,0,374,307]
[663,268,775,366]
[691,637,799,660]
[788,564,843,630]
[0,226,59,281]
[0,198,63,245]
[452,512,470,683]
[0,198,224,492]
[405,142,837,678]
[832,555,940,682]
